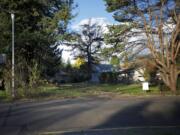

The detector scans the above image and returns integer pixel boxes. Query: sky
[70,0,117,29]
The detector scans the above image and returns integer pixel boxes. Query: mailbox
[0,54,6,64]
[142,82,149,91]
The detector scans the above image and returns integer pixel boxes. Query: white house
[133,68,146,82]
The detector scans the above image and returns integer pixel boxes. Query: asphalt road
[1,96,180,135]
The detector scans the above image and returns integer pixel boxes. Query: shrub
[99,72,118,83]
[28,62,41,88]
[71,71,90,83]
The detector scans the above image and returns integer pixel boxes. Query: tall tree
[104,0,180,92]
[67,19,104,76]
[143,12,180,92]
[103,23,143,60]
[0,0,76,91]
[104,0,180,23]
[103,0,180,59]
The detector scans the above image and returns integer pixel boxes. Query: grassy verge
[25,83,175,99]
[0,83,178,102]
[0,90,9,102]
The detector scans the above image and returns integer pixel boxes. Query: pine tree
[0,0,76,89]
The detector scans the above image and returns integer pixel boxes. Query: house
[93,64,115,73]
[90,64,116,83]
[54,71,71,83]
[118,68,135,84]
[133,67,146,82]
[118,67,146,83]
[90,64,146,83]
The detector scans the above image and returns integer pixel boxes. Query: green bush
[99,72,118,83]
[71,72,90,83]
[28,62,41,88]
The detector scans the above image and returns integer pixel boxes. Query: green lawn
[0,90,8,102]
[27,83,165,99]
[0,83,177,102]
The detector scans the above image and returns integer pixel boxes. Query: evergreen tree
[104,0,179,23]
[0,0,76,89]
[110,55,120,67]
[103,24,137,59]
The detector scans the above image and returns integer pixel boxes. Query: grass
[0,83,178,102]
[27,83,168,99]
[0,90,9,102]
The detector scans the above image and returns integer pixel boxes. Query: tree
[110,55,120,67]
[143,12,180,92]
[104,0,180,92]
[67,19,104,76]
[73,57,86,69]
[65,58,72,72]
[103,0,180,53]
[103,0,179,59]
[103,23,144,60]
[104,0,180,23]
[134,56,158,83]
[0,0,76,94]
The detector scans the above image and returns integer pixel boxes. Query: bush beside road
[0,83,179,102]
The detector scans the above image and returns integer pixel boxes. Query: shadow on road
[1,97,180,135]
[60,98,180,135]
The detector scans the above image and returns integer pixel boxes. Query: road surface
[1,96,180,135]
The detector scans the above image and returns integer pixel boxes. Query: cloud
[71,17,111,33]
[58,44,76,64]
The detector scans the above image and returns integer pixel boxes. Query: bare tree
[143,11,180,92]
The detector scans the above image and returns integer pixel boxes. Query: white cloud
[71,17,111,33]
[58,44,76,64]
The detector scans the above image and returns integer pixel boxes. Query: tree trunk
[160,64,178,93]
[169,70,178,93]
[170,64,178,93]
[170,81,177,93]
[87,46,92,78]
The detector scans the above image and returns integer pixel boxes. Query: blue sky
[71,0,117,28]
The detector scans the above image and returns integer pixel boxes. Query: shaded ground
[0,96,180,135]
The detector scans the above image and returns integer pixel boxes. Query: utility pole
[11,13,15,98]
[0,6,16,98]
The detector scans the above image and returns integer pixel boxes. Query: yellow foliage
[73,57,85,69]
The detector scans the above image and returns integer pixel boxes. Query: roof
[93,64,114,72]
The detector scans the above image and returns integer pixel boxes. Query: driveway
[0,96,180,135]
